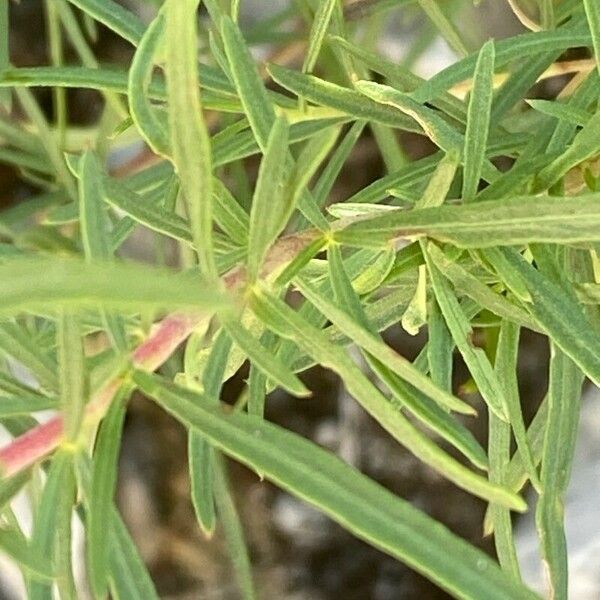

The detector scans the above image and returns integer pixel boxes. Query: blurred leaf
[134,370,537,600]
[462,40,495,203]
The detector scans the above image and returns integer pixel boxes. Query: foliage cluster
[1,0,600,598]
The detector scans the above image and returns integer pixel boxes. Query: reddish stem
[0,230,319,478]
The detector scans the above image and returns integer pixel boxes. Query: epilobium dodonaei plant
[1,0,600,597]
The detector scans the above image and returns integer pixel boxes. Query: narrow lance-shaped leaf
[424,246,509,421]
[221,15,275,148]
[495,321,541,491]
[0,528,53,582]
[109,510,160,600]
[303,0,338,73]
[329,36,467,123]
[0,323,58,393]
[221,18,329,230]
[0,256,230,317]
[247,329,279,418]
[57,310,86,440]
[583,0,600,77]
[87,393,128,599]
[133,370,538,600]
[312,120,366,208]
[296,270,474,415]
[188,329,232,536]
[222,315,309,398]
[0,66,238,113]
[79,151,128,351]
[323,245,487,469]
[427,297,453,392]
[268,64,421,133]
[0,470,31,511]
[417,0,469,56]
[128,12,170,157]
[251,286,525,510]
[427,245,538,331]
[499,247,600,387]
[14,87,77,200]
[212,454,256,600]
[335,193,600,248]
[536,108,600,191]
[402,150,459,335]
[64,0,144,45]
[247,115,290,281]
[488,321,522,581]
[213,178,250,244]
[102,175,194,246]
[0,0,9,109]
[526,99,591,127]
[165,0,217,278]
[411,21,590,103]
[536,347,584,600]
[462,40,495,203]
[355,80,499,184]
[53,450,77,600]
[28,451,73,599]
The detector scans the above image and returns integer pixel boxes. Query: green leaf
[355,80,499,183]
[0,470,31,510]
[64,0,144,45]
[14,87,77,200]
[188,329,232,535]
[268,65,420,132]
[417,0,469,56]
[247,115,291,280]
[462,40,495,203]
[103,177,194,246]
[88,393,128,599]
[274,235,327,286]
[223,315,309,397]
[424,248,509,421]
[535,347,583,600]
[222,16,276,149]
[479,247,532,303]
[370,356,488,469]
[500,247,600,387]
[303,0,338,73]
[536,110,600,190]
[213,178,250,244]
[312,120,366,208]
[0,66,236,112]
[165,0,216,278]
[526,99,591,127]
[0,322,58,393]
[491,52,559,124]
[426,245,537,330]
[488,321,523,581]
[335,194,600,248]
[412,20,590,102]
[128,12,170,157]
[212,455,256,600]
[0,0,9,109]
[0,256,230,316]
[584,0,600,77]
[79,151,128,350]
[109,510,160,600]
[28,451,73,598]
[57,311,86,440]
[296,269,473,415]
[134,370,537,600]
[250,286,525,510]
[0,528,53,582]
[494,321,541,491]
